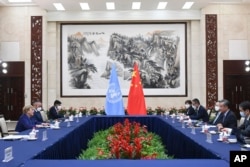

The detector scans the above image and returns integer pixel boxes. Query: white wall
[201,4,250,100]
[5,5,250,110]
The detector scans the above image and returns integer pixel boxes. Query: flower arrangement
[98,107,106,115]
[89,107,98,115]
[155,106,166,115]
[177,106,186,114]
[146,107,155,115]
[78,119,171,160]
[168,107,178,115]
[68,107,77,116]
[48,106,201,116]
[79,107,88,115]
[58,107,67,116]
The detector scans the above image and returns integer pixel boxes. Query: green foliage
[78,120,172,160]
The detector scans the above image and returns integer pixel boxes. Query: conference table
[0,116,248,167]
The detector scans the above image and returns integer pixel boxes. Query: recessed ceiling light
[2,62,8,68]
[182,2,194,9]
[132,2,141,10]
[53,3,65,11]
[157,2,168,10]
[106,2,115,10]
[80,3,90,10]
[8,0,32,2]
[2,69,7,74]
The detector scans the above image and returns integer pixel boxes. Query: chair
[238,117,245,127]
[207,109,215,121]
[40,110,48,122]
[0,115,18,137]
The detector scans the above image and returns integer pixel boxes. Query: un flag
[105,64,125,115]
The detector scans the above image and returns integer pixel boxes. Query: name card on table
[42,130,48,141]
[2,146,13,162]
[67,121,71,127]
[206,133,213,143]
[191,126,196,135]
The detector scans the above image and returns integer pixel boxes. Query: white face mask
[57,106,62,110]
[214,106,220,111]
[240,111,245,117]
[192,105,196,110]
[185,104,190,109]
[37,107,42,111]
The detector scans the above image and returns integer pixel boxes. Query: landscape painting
[61,23,187,96]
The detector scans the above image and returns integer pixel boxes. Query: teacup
[29,132,36,139]
[54,121,60,128]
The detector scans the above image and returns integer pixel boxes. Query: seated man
[217,99,237,131]
[233,101,250,143]
[189,98,209,122]
[184,100,196,117]
[31,101,44,124]
[49,100,63,120]
[15,105,37,132]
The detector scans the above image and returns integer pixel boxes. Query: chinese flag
[127,63,146,115]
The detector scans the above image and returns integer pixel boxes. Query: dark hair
[239,101,250,111]
[192,98,200,105]
[219,99,230,108]
[54,100,62,106]
[185,100,192,105]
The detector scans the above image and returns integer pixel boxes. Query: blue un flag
[105,64,125,115]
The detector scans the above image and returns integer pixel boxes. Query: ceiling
[0,0,250,11]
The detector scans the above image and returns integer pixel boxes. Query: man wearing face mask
[234,101,250,143]
[210,101,223,125]
[184,100,196,116]
[49,100,63,120]
[189,98,209,122]
[31,101,44,124]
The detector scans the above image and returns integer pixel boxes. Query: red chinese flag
[127,63,146,115]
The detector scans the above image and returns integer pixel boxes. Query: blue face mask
[240,111,245,117]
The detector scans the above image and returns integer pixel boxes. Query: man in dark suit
[184,100,196,117]
[31,101,44,124]
[49,100,63,120]
[217,99,237,131]
[234,101,250,143]
[190,98,209,122]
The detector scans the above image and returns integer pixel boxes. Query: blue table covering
[0,116,247,167]
[23,159,229,167]
[0,117,92,167]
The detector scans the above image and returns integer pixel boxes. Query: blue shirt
[15,114,35,132]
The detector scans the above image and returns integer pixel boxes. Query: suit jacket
[218,110,237,129]
[49,106,63,120]
[190,105,209,122]
[15,114,35,132]
[239,116,250,137]
[31,110,43,124]
[186,106,196,116]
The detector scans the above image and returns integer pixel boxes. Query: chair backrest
[238,117,245,127]
[207,109,213,119]
[0,117,8,134]
[40,111,48,122]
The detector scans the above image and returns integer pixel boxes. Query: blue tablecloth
[0,117,92,167]
[23,159,229,167]
[0,116,246,167]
